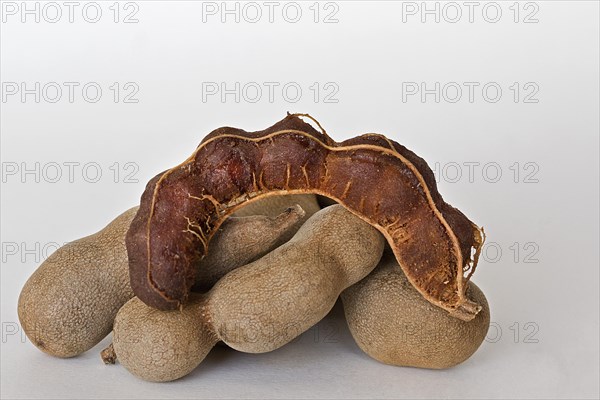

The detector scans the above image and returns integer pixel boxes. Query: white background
[1,1,599,398]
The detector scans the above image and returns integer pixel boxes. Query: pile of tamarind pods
[18,115,490,382]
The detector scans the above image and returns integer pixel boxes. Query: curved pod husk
[127,114,484,320]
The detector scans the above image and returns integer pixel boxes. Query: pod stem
[101,342,117,365]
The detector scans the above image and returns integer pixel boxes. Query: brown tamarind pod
[112,205,385,382]
[127,114,484,320]
[342,251,490,369]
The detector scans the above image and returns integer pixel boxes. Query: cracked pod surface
[126,114,484,320]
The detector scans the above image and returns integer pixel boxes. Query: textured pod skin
[113,295,214,382]
[207,204,385,353]
[233,193,321,219]
[18,208,137,358]
[341,252,490,369]
[113,205,385,382]
[127,114,484,320]
[18,196,311,358]
[194,193,321,291]
[193,204,307,291]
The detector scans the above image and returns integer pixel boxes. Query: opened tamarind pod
[127,113,484,320]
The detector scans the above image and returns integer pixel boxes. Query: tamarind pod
[127,114,484,320]
[197,194,319,290]
[112,205,385,382]
[193,204,306,291]
[18,201,308,357]
[342,251,490,369]
[18,208,137,358]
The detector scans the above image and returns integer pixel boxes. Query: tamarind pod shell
[127,114,484,320]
